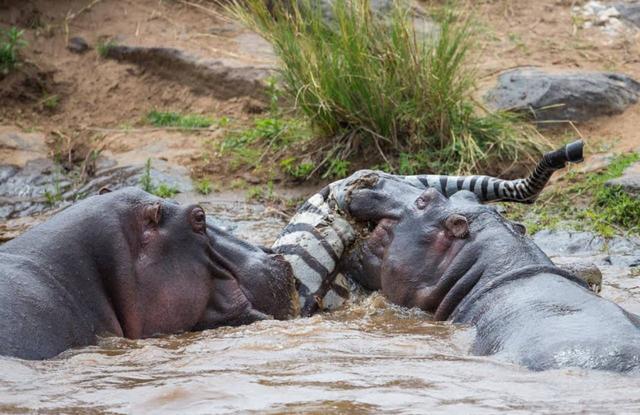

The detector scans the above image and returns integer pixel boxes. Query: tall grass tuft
[230,0,548,175]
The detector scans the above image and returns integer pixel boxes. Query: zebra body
[271,140,584,316]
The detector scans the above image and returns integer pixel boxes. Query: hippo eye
[190,207,206,233]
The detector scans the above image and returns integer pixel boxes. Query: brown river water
[2,200,640,414]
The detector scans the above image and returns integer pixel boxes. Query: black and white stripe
[398,140,584,203]
[272,188,356,316]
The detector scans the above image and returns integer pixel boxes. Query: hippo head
[97,188,297,338]
[379,188,535,320]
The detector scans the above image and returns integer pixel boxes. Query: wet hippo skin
[345,187,640,372]
[0,187,296,360]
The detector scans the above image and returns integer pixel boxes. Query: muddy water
[1,202,640,414]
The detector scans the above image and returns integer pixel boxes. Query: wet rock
[533,230,606,256]
[0,157,192,222]
[0,158,73,220]
[554,258,603,293]
[104,45,272,100]
[485,69,640,122]
[605,160,640,196]
[67,37,90,54]
[615,2,640,27]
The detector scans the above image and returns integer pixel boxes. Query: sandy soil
[0,0,639,189]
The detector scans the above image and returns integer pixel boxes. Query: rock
[554,259,603,293]
[485,69,640,122]
[67,36,90,54]
[605,160,640,196]
[533,230,606,256]
[615,2,640,27]
[0,127,48,166]
[575,1,633,35]
[0,156,192,221]
[103,45,272,100]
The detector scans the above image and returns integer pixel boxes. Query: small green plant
[246,185,264,201]
[0,26,28,74]
[154,183,179,199]
[41,94,60,110]
[280,157,315,179]
[265,75,281,118]
[96,39,116,58]
[322,159,350,179]
[246,181,276,202]
[140,158,154,193]
[139,158,179,198]
[43,169,63,206]
[147,110,215,129]
[195,178,213,195]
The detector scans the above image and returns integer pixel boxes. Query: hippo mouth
[205,222,299,320]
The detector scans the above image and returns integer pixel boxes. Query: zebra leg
[396,140,584,203]
[333,140,584,216]
[271,185,357,316]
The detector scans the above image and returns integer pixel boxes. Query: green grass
[0,27,27,75]
[195,178,214,195]
[41,94,60,110]
[96,39,116,58]
[504,153,640,237]
[230,0,547,175]
[147,110,215,129]
[218,115,312,174]
[153,183,179,199]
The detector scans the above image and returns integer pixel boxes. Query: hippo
[0,187,297,360]
[342,185,640,372]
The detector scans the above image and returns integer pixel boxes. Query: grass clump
[505,152,640,237]
[0,27,28,75]
[217,115,312,174]
[147,110,215,129]
[195,178,214,195]
[96,39,117,58]
[230,0,546,175]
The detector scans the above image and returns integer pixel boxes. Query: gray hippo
[0,187,297,360]
[341,183,640,372]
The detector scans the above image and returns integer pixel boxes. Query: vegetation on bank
[504,152,640,238]
[229,0,548,178]
[147,110,216,129]
[0,26,27,75]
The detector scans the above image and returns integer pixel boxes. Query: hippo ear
[143,203,162,225]
[444,214,469,239]
[98,187,112,195]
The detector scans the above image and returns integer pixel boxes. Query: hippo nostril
[190,207,207,233]
[416,188,440,210]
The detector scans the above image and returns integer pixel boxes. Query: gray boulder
[615,2,640,27]
[606,160,640,196]
[485,69,640,122]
